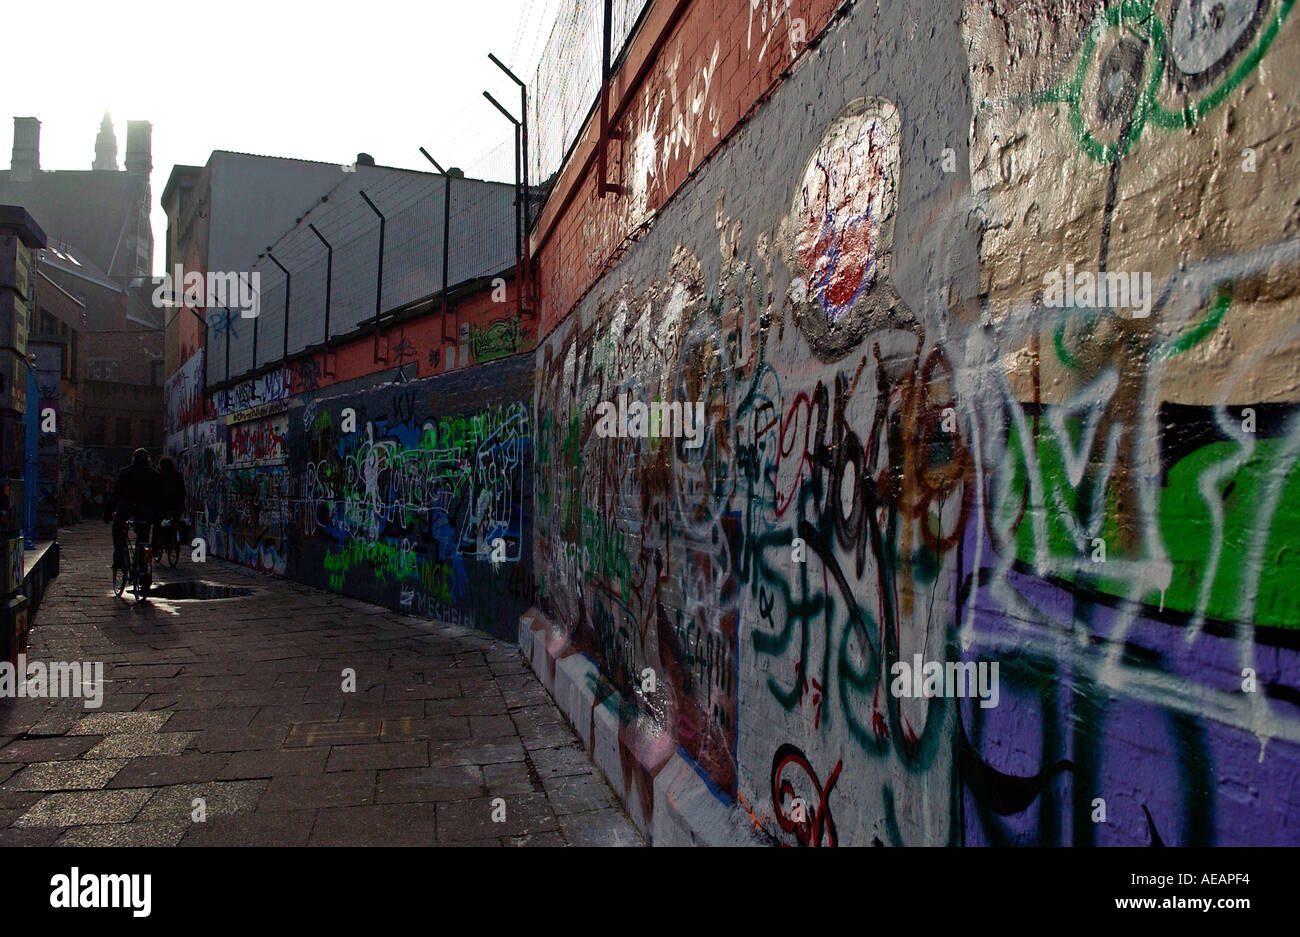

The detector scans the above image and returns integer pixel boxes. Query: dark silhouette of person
[156,456,188,550]
[103,448,162,568]
[157,456,186,521]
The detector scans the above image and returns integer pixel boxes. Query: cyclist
[103,448,162,571]
[156,456,187,553]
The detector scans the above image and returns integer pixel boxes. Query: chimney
[10,117,39,182]
[355,152,375,167]
[125,120,152,176]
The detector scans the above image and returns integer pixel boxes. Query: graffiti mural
[538,187,963,838]
[164,349,211,435]
[785,97,913,359]
[468,318,523,364]
[171,352,533,633]
[213,367,290,418]
[954,0,1300,847]
[284,354,534,638]
[533,0,1300,845]
[230,415,288,466]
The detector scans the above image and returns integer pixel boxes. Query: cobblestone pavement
[0,523,642,846]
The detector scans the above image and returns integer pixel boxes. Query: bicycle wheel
[159,521,180,567]
[112,556,127,596]
[132,544,151,603]
[114,522,130,595]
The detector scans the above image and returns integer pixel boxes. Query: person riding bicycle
[102,448,163,570]
[156,456,187,547]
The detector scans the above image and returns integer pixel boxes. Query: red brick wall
[80,329,162,387]
[283,277,533,396]
[533,0,846,335]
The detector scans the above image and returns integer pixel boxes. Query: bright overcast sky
[2,0,566,276]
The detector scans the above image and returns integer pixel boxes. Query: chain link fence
[530,0,652,186]
[207,165,516,385]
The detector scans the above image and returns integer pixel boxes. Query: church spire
[92,110,118,171]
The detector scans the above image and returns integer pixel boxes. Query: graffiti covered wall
[285,353,535,638]
[164,348,211,437]
[531,0,1300,845]
[177,350,535,637]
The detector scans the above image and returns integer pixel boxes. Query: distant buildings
[1,115,164,512]
[0,114,153,280]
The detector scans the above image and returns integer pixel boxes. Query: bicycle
[156,517,182,569]
[112,520,153,603]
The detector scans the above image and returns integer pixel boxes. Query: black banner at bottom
[5,846,1283,924]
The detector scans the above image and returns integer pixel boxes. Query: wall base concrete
[21,538,57,621]
[519,608,767,846]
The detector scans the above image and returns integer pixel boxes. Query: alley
[0,523,641,846]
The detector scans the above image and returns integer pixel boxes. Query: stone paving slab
[6,759,128,791]
[0,735,102,762]
[377,764,486,804]
[308,803,440,846]
[0,523,641,846]
[180,809,318,847]
[558,808,643,847]
[436,793,559,843]
[12,788,154,827]
[55,821,190,847]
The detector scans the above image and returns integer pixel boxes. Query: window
[115,417,130,445]
[87,358,119,382]
[89,416,105,444]
[140,419,155,447]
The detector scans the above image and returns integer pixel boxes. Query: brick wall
[532,0,844,335]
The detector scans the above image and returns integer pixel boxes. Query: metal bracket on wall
[358,189,386,363]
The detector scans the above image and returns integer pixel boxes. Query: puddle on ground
[147,581,255,600]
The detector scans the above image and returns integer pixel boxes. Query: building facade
[0,205,56,661]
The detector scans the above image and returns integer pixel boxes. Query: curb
[518,606,767,846]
